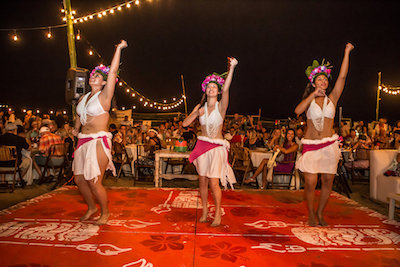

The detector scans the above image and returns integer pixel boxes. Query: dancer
[184,57,238,226]
[295,43,354,226]
[72,40,128,225]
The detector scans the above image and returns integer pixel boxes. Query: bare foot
[199,210,208,223]
[317,213,328,227]
[95,212,110,225]
[80,208,98,221]
[211,212,221,227]
[308,214,317,227]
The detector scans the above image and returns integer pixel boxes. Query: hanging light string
[78,31,185,110]
[62,0,142,24]
[380,84,400,95]
[2,0,144,40]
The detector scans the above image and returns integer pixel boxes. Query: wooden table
[154,149,198,187]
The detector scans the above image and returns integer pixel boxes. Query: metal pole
[180,74,188,115]
[376,72,382,121]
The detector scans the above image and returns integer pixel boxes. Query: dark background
[1,0,399,122]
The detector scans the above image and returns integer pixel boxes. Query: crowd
[0,107,399,185]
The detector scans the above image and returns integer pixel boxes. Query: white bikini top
[76,91,107,125]
[199,101,223,138]
[306,96,335,132]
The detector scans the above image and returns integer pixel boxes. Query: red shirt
[39,132,63,156]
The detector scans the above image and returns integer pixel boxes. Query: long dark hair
[283,128,295,147]
[198,92,222,107]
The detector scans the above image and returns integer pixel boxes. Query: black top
[0,133,29,164]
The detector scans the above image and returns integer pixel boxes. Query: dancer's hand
[72,128,79,137]
[117,40,128,49]
[313,88,326,97]
[228,57,238,68]
[345,43,354,53]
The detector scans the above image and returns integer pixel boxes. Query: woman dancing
[72,40,128,225]
[183,57,238,226]
[295,43,354,226]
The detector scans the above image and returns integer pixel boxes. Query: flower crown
[305,59,332,83]
[90,65,119,82]
[201,72,227,92]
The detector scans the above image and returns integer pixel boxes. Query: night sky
[1,0,399,122]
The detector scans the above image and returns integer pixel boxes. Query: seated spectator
[245,128,298,188]
[390,130,400,149]
[0,122,31,182]
[113,125,129,145]
[393,120,400,132]
[230,129,247,147]
[26,121,40,143]
[266,128,283,150]
[344,134,371,170]
[24,110,34,130]
[244,128,264,149]
[373,128,389,149]
[137,129,162,177]
[109,123,118,138]
[120,115,132,127]
[41,114,52,127]
[346,129,358,148]
[34,126,63,169]
[55,111,65,129]
[224,127,236,141]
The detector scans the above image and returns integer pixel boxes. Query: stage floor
[0,187,399,267]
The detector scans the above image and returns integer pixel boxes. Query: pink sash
[302,140,336,154]
[73,136,110,158]
[189,140,222,163]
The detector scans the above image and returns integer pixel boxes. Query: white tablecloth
[250,150,273,167]
[125,144,147,176]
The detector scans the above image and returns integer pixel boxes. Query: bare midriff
[304,118,335,140]
[81,113,110,134]
[199,124,224,140]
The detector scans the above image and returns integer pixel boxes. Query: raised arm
[100,40,128,105]
[329,43,354,104]
[183,104,201,127]
[294,90,321,115]
[220,57,238,115]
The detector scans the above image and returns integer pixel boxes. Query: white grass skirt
[296,135,340,174]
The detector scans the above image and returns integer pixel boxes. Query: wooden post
[181,74,188,115]
[376,72,382,121]
[64,0,77,68]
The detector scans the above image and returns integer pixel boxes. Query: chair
[0,146,22,192]
[349,148,370,184]
[134,144,155,182]
[231,147,257,186]
[112,142,133,180]
[37,143,67,186]
[268,152,297,189]
[164,158,187,174]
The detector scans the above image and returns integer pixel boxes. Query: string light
[12,30,19,41]
[380,84,400,96]
[76,30,81,40]
[78,32,186,111]
[71,0,143,25]
[46,27,52,39]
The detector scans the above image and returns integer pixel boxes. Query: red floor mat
[0,187,399,266]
